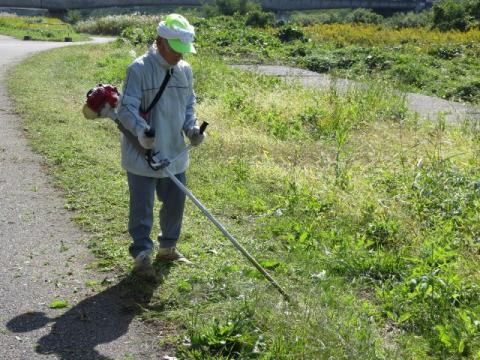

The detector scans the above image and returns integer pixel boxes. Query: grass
[6,24,480,360]
[75,14,480,104]
[0,14,88,41]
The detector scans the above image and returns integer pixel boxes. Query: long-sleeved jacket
[117,46,196,178]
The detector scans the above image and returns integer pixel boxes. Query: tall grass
[8,38,480,358]
[304,23,480,46]
[75,15,480,104]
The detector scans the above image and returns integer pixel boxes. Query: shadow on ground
[7,264,172,360]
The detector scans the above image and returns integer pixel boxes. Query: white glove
[99,103,117,120]
[186,126,205,147]
[137,126,155,149]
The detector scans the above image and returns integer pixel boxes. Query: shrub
[303,55,334,73]
[345,8,383,25]
[276,26,306,42]
[65,10,82,25]
[289,9,350,26]
[75,14,160,36]
[433,0,480,31]
[384,10,432,29]
[245,10,275,28]
[391,62,427,87]
[447,80,480,102]
[203,0,261,17]
[433,0,469,31]
[120,26,149,45]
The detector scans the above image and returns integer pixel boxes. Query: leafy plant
[345,8,383,25]
[203,0,261,17]
[433,0,480,31]
[180,306,261,358]
[245,10,274,28]
[276,26,306,43]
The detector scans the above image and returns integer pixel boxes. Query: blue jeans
[127,171,186,258]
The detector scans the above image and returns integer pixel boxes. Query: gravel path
[233,65,479,125]
[0,35,167,360]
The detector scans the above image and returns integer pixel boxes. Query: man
[116,14,204,275]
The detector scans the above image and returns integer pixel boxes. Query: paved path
[0,35,166,360]
[233,65,479,125]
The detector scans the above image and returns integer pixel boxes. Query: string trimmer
[83,84,290,302]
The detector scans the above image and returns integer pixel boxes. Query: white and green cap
[157,14,196,54]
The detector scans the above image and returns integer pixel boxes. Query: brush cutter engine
[82,84,120,119]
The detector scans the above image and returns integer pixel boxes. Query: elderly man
[116,14,204,275]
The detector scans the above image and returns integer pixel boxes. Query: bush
[391,63,426,87]
[75,14,160,36]
[345,8,383,25]
[433,0,480,31]
[276,26,306,43]
[304,55,334,73]
[289,9,351,26]
[65,10,82,25]
[120,26,150,45]
[203,0,261,17]
[245,9,275,28]
[447,80,480,102]
[384,10,432,29]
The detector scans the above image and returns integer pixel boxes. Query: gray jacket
[117,46,196,178]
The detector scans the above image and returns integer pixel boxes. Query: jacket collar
[148,45,175,71]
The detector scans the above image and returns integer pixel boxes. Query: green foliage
[203,0,261,17]
[289,9,427,28]
[0,15,86,41]
[289,9,353,26]
[65,10,82,25]
[74,11,480,104]
[384,11,432,29]
[75,14,160,36]
[245,10,275,28]
[448,79,480,103]
[180,306,261,358]
[8,10,480,359]
[433,0,480,31]
[120,26,151,45]
[276,26,306,43]
[345,8,384,25]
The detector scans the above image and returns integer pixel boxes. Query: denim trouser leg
[156,172,186,249]
[127,172,155,258]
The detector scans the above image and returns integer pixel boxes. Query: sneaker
[133,250,155,277]
[156,247,192,265]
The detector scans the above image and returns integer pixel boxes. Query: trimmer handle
[199,121,209,134]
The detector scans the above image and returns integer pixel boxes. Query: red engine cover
[86,84,120,114]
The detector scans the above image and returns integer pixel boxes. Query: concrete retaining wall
[0,0,424,11]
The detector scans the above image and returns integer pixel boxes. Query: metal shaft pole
[164,168,290,302]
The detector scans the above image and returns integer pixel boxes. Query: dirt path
[0,35,167,360]
[233,65,479,124]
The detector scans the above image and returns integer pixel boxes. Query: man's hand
[186,125,205,147]
[137,126,155,149]
[99,103,117,120]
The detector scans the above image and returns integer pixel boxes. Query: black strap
[141,68,173,118]
[115,68,174,159]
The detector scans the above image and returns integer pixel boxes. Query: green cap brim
[167,38,196,54]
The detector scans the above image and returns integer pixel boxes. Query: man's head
[156,14,196,66]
